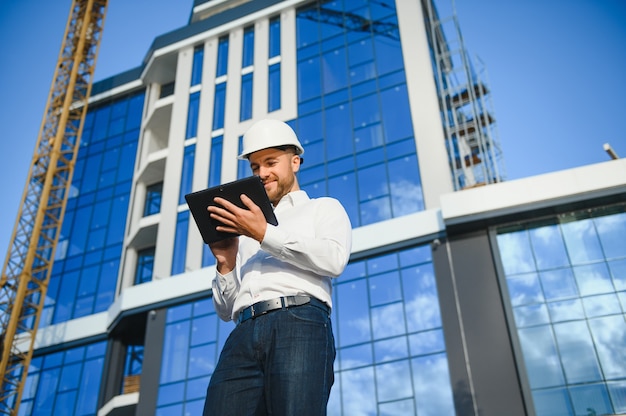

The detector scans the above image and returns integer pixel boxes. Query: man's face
[248,147,300,205]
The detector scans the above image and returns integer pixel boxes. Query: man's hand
[208,237,238,275]
[207,194,268,243]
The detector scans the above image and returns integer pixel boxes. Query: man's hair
[274,145,304,164]
[274,145,297,154]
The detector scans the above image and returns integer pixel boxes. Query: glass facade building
[497,206,626,415]
[15,1,626,415]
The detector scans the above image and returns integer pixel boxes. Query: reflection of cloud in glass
[412,354,456,416]
[404,291,442,332]
[376,360,413,401]
[594,212,626,231]
[330,354,455,416]
[608,259,626,291]
[348,310,373,341]
[593,212,626,235]
[594,213,626,259]
[374,336,407,363]
[390,179,423,217]
[540,268,578,300]
[553,321,602,384]
[497,232,535,275]
[338,343,372,368]
[582,293,622,318]
[332,366,377,415]
[360,196,391,226]
[530,226,554,244]
[507,273,543,307]
[561,219,604,264]
[547,299,585,323]
[409,329,446,356]
[572,264,614,296]
[588,315,626,379]
[371,303,405,338]
[361,178,423,224]
[352,290,442,342]
[517,326,564,388]
[513,303,549,327]
[529,225,570,269]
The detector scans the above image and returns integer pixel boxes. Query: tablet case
[185,176,278,244]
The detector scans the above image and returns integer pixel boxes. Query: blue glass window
[329,171,358,224]
[295,1,422,227]
[20,342,106,415]
[330,244,455,414]
[179,144,196,205]
[92,106,111,142]
[297,56,321,103]
[322,46,348,94]
[202,244,215,268]
[46,92,142,326]
[171,211,189,276]
[325,104,353,160]
[216,36,229,77]
[160,81,175,98]
[381,84,413,143]
[240,73,253,121]
[268,63,281,112]
[191,45,204,86]
[237,136,249,179]
[388,154,422,217]
[157,298,232,414]
[127,93,144,130]
[107,196,129,245]
[496,204,626,416]
[375,30,405,76]
[213,83,226,130]
[209,136,223,187]
[186,91,200,139]
[124,345,143,377]
[242,26,254,68]
[144,182,163,216]
[135,247,155,285]
[269,16,281,58]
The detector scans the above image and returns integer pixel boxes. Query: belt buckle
[238,296,314,324]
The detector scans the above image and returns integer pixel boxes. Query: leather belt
[237,295,329,324]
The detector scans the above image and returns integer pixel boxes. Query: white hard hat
[238,119,304,160]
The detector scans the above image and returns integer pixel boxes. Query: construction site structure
[0,1,108,414]
[423,0,506,190]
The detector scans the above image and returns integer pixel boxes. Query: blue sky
[1,0,625,259]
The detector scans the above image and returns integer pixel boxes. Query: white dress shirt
[212,190,352,322]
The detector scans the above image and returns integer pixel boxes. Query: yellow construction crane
[0,0,108,413]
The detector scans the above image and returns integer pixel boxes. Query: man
[203,119,352,416]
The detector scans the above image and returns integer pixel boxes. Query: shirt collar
[276,190,309,208]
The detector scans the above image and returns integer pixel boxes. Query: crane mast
[0,0,107,413]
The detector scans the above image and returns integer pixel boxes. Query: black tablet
[185,176,278,244]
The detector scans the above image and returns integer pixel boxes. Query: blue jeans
[203,303,336,416]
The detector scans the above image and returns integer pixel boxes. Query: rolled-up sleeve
[212,268,240,321]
